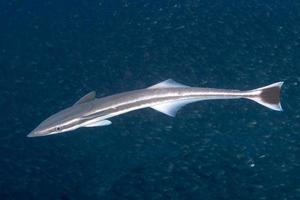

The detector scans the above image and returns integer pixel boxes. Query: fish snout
[27,126,47,137]
[27,132,35,137]
[27,130,42,137]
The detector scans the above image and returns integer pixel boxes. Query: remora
[28,79,283,137]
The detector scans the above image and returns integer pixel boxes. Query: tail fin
[246,82,284,111]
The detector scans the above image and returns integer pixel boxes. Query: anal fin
[150,99,198,117]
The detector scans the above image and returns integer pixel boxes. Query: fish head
[27,103,93,137]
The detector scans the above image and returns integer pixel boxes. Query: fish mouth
[27,131,39,137]
[27,129,45,137]
[27,127,59,137]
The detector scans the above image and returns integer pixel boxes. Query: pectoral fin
[83,120,112,127]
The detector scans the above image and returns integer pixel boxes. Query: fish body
[28,79,283,137]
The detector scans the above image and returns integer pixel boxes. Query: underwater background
[0,0,299,199]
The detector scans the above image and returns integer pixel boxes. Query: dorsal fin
[148,79,189,89]
[74,91,96,105]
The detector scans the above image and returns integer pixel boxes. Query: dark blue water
[0,0,299,199]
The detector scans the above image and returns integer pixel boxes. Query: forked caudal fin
[246,82,284,111]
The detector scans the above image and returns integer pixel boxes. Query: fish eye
[56,127,61,131]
